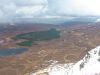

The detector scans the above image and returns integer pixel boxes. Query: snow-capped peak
[31,46,100,75]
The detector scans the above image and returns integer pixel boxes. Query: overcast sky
[0,0,100,23]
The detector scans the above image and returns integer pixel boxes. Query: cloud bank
[0,0,100,23]
[48,0,100,15]
[0,0,48,23]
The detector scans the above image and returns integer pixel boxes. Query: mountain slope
[70,46,100,75]
[31,46,100,75]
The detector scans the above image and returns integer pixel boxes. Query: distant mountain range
[8,16,100,25]
[0,16,100,26]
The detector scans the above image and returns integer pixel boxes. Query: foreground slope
[32,46,100,75]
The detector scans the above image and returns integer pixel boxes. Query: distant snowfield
[95,18,100,23]
[31,46,100,75]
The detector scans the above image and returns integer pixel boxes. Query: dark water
[0,48,28,56]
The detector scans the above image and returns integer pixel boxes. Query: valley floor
[0,23,100,75]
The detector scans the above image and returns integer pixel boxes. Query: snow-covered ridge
[31,46,100,75]
[70,46,100,75]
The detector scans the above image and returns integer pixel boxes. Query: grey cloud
[0,0,48,23]
[0,0,100,23]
